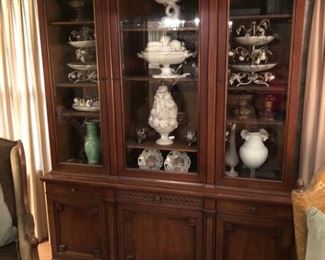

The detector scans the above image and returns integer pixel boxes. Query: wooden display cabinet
[37,0,308,259]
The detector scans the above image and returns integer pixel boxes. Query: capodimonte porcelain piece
[148,84,178,145]
[228,19,278,87]
[138,36,193,78]
[225,123,239,177]
[72,97,99,112]
[138,149,163,170]
[135,127,147,144]
[185,129,197,146]
[239,129,269,178]
[164,151,191,173]
[155,0,181,20]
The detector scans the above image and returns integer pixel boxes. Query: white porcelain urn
[148,84,178,145]
[239,129,269,178]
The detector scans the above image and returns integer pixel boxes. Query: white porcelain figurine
[225,123,239,177]
[239,128,269,178]
[148,84,178,145]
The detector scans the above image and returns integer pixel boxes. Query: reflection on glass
[119,0,200,174]
[46,0,102,166]
[225,0,294,180]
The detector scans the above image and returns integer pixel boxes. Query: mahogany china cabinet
[37,0,307,259]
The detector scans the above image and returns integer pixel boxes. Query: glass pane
[46,0,103,166]
[119,0,200,174]
[225,0,294,180]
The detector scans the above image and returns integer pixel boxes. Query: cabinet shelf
[57,109,100,118]
[55,82,98,88]
[228,86,286,93]
[48,21,94,26]
[124,76,198,83]
[122,27,199,32]
[230,14,292,20]
[127,140,198,153]
[227,118,284,126]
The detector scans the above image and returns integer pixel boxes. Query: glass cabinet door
[44,0,107,169]
[224,0,294,181]
[117,0,203,178]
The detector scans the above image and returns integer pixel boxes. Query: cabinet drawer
[116,190,203,209]
[217,200,292,220]
[46,183,104,198]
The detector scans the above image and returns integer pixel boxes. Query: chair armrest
[24,213,39,247]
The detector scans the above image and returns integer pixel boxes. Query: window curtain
[0,0,50,240]
[299,0,325,185]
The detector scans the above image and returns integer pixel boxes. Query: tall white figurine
[239,129,269,178]
[225,123,239,177]
[148,84,178,145]
[155,0,181,20]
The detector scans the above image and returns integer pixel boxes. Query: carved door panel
[117,204,203,260]
[216,214,294,260]
[47,195,107,260]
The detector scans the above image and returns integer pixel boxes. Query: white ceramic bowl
[138,51,193,65]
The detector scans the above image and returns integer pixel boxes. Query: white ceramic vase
[148,84,178,145]
[239,129,269,178]
[225,123,239,177]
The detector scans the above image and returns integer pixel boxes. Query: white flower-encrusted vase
[148,84,178,145]
[239,129,269,178]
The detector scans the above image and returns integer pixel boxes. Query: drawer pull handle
[58,244,67,252]
[250,205,258,214]
[71,188,76,193]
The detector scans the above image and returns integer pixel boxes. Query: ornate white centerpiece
[72,96,99,112]
[229,20,277,87]
[138,36,193,78]
[239,129,269,178]
[67,27,98,83]
[155,0,181,27]
[148,84,178,145]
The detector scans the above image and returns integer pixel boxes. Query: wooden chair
[0,138,39,260]
[292,166,325,260]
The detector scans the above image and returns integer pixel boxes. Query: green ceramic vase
[84,120,101,165]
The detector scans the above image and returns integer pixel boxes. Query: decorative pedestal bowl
[137,51,193,78]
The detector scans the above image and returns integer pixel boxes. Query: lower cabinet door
[117,204,203,260]
[216,214,294,260]
[47,195,107,260]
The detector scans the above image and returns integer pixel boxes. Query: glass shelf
[48,21,94,26]
[126,140,198,153]
[230,14,292,20]
[57,110,100,118]
[123,76,198,83]
[55,82,98,88]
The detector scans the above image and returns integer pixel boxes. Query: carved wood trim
[116,190,203,208]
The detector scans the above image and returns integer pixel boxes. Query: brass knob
[250,205,258,214]
[58,244,67,252]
